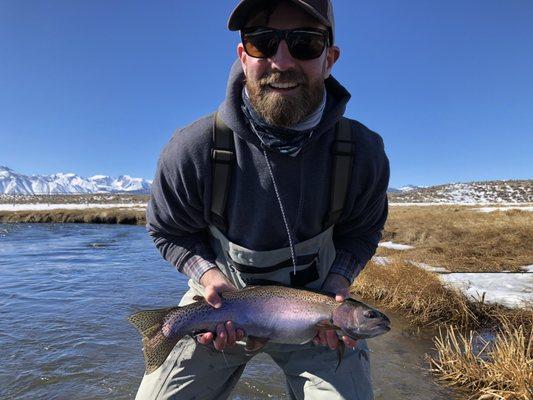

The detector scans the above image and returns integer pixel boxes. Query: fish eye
[363,310,379,319]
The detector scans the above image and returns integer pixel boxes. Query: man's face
[237,2,340,127]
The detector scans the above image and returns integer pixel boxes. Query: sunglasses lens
[243,32,278,58]
[242,29,327,60]
[288,31,326,60]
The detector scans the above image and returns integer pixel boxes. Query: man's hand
[314,274,358,350]
[196,268,245,350]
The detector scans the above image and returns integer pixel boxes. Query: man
[136,0,389,399]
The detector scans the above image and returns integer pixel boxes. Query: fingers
[342,336,357,348]
[312,330,323,345]
[197,332,213,345]
[313,329,335,349]
[313,331,355,351]
[225,321,237,347]
[197,323,245,350]
[213,323,227,351]
[325,330,338,350]
[335,287,350,302]
[204,285,222,309]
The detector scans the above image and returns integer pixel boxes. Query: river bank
[1,203,531,398]
[0,207,146,224]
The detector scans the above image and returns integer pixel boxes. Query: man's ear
[324,45,340,78]
[237,43,247,76]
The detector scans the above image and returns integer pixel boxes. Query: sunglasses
[241,27,330,61]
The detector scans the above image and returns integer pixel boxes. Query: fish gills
[129,307,182,374]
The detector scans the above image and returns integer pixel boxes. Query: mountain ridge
[0,166,152,195]
[388,179,532,204]
[1,166,531,203]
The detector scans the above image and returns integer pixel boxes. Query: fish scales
[129,285,390,374]
[163,286,335,343]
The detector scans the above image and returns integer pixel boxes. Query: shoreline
[0,208,147,225]
[2,209,531,398]
[1,202,531,225]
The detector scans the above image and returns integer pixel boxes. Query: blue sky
[1,0,531,188]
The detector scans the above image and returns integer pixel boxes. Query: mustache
[258,70,308,86]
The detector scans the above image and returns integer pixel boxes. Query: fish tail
[129,307,183,374]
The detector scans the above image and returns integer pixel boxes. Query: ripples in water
[0,223,454,399]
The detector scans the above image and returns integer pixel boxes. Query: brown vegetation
[351,256,532,400]
[381,206,533,272]
[351,258,531,332]
[0,208,146,225]
[352,257,476,328]
[429,321,532,400]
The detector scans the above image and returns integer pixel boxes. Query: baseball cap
[228,0,335,44]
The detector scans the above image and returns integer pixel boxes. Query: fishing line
[220,349,230,368]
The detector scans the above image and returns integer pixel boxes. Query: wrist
[324,273,350,290]
[199,267,228,287]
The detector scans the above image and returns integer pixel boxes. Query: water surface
[0,224,454,399]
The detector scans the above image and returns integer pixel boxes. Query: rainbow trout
[129,285,390,374]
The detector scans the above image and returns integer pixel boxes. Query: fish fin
[336,340,345,372]
[315,319,340,331]
[192,295,205,302]
[128,307,182,374]
[245,336,269,352]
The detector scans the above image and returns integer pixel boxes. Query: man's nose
[270,40,297,70]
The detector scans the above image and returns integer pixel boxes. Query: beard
[245,69,325,128]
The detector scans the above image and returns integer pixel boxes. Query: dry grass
[352,258,532,400]
[428,320,533,400]
[352,257,478,328]
[0,208,146,225]
[352,257,532,331]
[382,206,533,272]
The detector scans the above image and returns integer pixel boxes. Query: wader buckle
[212,149,234,164]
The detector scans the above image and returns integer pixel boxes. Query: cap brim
[228,0,331,31]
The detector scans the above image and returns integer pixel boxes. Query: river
[0,224,454,399]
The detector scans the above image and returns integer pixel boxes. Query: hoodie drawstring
[261,147,298,276]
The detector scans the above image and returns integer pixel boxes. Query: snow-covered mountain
[0,166,152,195]
[397,184,425,192]
[388,185,424,193]
[388,180,532,204]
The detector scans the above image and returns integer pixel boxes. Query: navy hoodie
[146,60,390,282]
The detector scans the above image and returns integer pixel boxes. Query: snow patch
[440,272,533,309]
[522,265,533,273]
[389,180,532,204]
[379,241,414,250]
[0,203,147,211]
[410,261,450,273]
[371,256,391,266]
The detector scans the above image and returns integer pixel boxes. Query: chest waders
[135,115,374,400]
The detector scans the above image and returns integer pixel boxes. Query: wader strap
[228,252,320,288]
[227,252,318,274]
[323,118,355,229]
[210,113,235,232]
[210,115,354,232]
